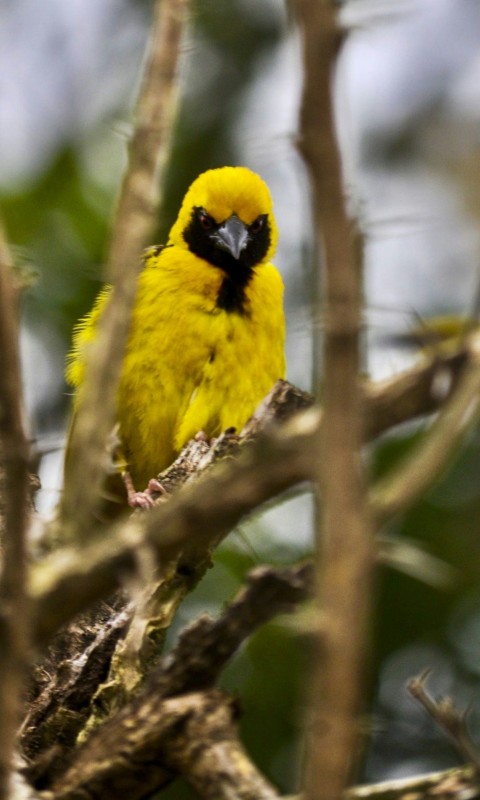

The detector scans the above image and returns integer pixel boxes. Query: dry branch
[151,562,314,697]
[18,351,475,797]
[294,2,374,798]
[60,0,187,538]
[408,672,480,773]
[287,767,480,800]
[21,598,132,781]
[371,333,480,525]
[0,221,31,798]
[31,342,470,650]
[31,383,317,647]
[49,690,279,800]
[346,766,480,800]
[17,347,471,797]
[365,350,467,439]
[25,564,312,797]
[20,351,469,783]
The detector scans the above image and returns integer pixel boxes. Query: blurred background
[3,0,480,793]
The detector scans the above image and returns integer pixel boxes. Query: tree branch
[21,353,475,795]
[31,342,470,650]
[371,333,480,526]
[408,672,480,773]
[294,3,374,798]
[154,562,314,697]
[22,564,313,787]
[49,690,280,800]
[365,350,467,439]
[0,220,31,799]
[346,766,479,800]
[26,563,313,797]
[285,765,480,800]
[60,0,188,538]
[28,351,462,765]
[31,397,317,647]
[21,598,133,778]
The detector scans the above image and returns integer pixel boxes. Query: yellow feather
[66,166,286,497]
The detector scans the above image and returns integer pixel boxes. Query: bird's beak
[212,214,249,260]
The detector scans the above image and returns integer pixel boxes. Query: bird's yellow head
[168,166,278,270]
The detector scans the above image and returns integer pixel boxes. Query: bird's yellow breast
[115,246,285,485]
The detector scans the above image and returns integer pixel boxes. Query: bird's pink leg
[122,471,166,509]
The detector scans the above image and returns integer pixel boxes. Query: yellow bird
[66,166,286,507]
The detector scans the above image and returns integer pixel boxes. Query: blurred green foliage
[3,149,109,336]
[366,426,480,778]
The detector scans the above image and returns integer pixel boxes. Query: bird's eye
[250,215,266,234]
[197,208,214,230]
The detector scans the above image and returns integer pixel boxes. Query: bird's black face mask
[183,206,271,314]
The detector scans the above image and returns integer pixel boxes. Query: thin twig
[60,0,188,538]
[0,221,31,798]
[408,671,480,774]
[294,2,374,799]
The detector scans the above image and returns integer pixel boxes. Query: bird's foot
[123,473,167,510]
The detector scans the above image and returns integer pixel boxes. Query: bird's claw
[128,490,157,509]
[123,472,167,510]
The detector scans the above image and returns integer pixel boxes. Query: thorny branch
[408,672,480,773]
